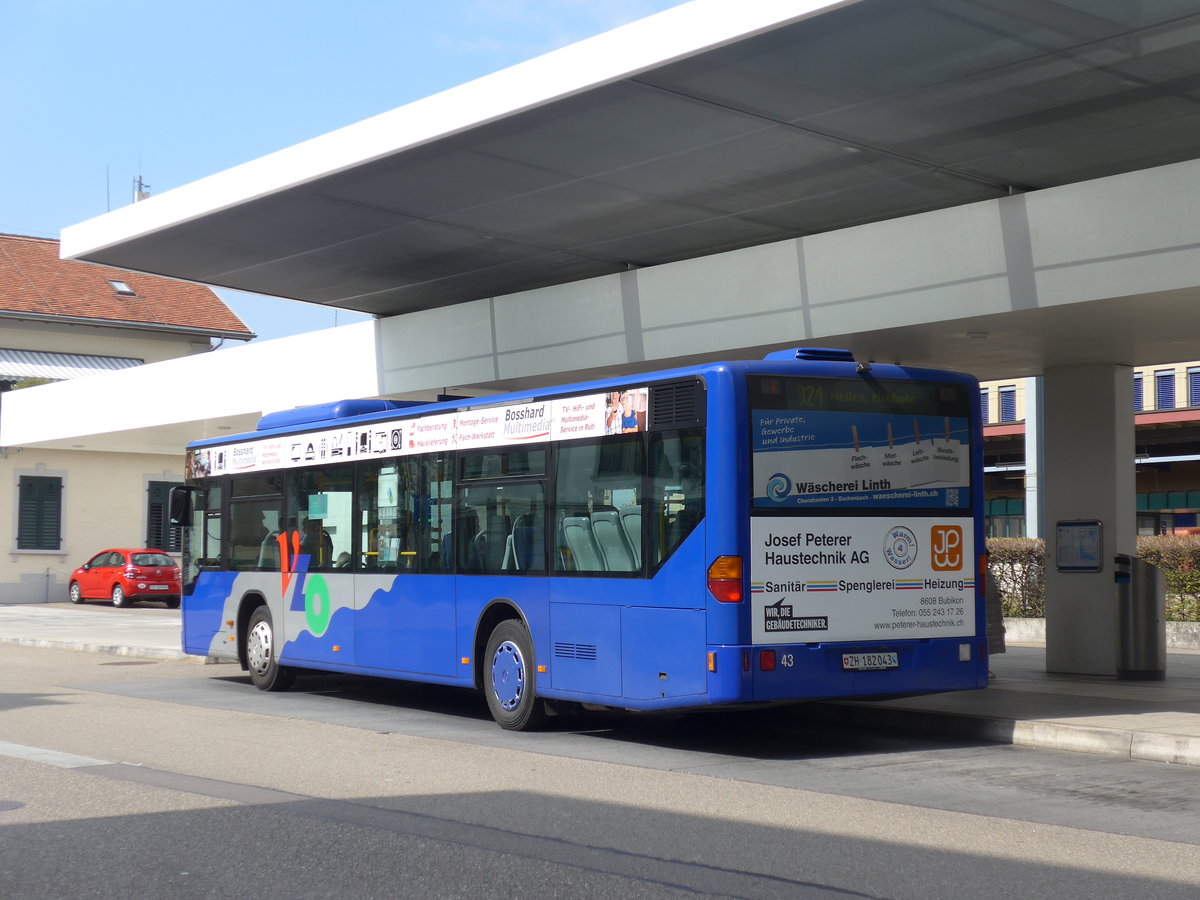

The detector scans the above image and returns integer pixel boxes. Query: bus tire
[484,619,546,731]
[246,606,295,692]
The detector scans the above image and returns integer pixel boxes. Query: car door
[81,552,116,598]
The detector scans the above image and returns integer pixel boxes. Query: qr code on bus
[945,488,960,507]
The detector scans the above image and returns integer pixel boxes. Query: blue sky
[1,0,687,340]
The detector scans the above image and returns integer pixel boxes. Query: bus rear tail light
[707,556,743,603]
[759,650,776,671]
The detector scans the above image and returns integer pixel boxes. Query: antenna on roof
[133,175,151,203]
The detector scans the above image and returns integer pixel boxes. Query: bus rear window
[749,375,971,510]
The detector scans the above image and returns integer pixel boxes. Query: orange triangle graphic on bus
[278,530,300,595]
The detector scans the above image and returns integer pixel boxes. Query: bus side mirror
[168,486,195,525]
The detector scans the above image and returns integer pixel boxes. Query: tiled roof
[0,233,253,337]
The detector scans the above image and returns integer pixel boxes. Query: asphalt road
[3,643,1200,899]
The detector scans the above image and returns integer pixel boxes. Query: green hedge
[987,535,1200,621]
[1136,535,1200,621]
[987,538,1046,618]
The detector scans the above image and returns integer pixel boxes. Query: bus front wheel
[246,606,295,692]
[484,620,546,731]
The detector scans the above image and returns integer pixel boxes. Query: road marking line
[0,740,110,769]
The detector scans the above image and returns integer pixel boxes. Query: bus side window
[648,430,704,568]
[455,482,545,575]
[421,456,454,573]
[288,466,354,572]
[228,476,281,571]
[554,434,644,575]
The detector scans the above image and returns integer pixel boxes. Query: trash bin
[1114,553,1166,681]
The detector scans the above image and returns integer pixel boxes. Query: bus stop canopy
[61,0,1200,322]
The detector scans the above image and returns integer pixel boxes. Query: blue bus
[173,347,986,729]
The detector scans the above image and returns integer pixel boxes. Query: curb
[803,701,1200,767]
[0,636,203,663]
[1002,617,1200,651]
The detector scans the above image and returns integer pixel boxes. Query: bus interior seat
[443,508,480,571]
[257,531,282,568]
[618,506,642,567]
[469,530,490,573]
[503,514,544,572]
[591,509,636,571]
[562,515,605,572]
[479,510,511,572]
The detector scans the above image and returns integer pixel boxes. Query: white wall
[1,320,382,451]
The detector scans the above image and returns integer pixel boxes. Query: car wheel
[165,598,181,609]
[111,584,128,608]
[484,619,546,731]
[69,582,84,604]
[246,606,295,691]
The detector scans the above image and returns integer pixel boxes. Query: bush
[1136,535,1200,621]
[986,537,1045,617]
[987,534,1200,621]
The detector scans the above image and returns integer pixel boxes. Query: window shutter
[998,386,1017,423]
[17,476,62,550]
[146,481,182,552]
[1155,370,1175,410]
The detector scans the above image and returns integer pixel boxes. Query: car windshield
[131,553,175,567]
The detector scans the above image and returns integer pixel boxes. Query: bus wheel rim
[248,621,272,675]
[490,640,525,712]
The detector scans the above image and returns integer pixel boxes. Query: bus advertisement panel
[749,517,975,644]
[750,376,970,509]
[184,389,649,479]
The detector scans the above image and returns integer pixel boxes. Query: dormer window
[108,279,136,296]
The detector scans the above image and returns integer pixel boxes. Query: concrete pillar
[1024,376,1044,539]
[1042,364,1135,675]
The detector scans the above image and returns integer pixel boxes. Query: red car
[69,549,182,608]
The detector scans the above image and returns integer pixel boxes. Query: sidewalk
[2,603,1199,766]
[0,602,191,661]
[805,645,1200,766]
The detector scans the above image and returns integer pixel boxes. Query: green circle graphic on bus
[305,575,332,636]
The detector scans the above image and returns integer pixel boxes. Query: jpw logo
[930,525,963,571]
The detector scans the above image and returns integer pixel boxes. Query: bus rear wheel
[484,620,546,731]
[246,606,295,692]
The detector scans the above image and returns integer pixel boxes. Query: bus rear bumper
[707,637,989,704]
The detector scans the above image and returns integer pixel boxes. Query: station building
[983,365,1200,538]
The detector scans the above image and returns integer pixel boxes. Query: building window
[1188,368,1200,408]
[979,388,990,424]
[1155,369,1176,410]
[1134,372,1143,411]
[17,475,62,550]
[998,385,1017,423]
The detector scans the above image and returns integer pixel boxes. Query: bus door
[353,455,458,677]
